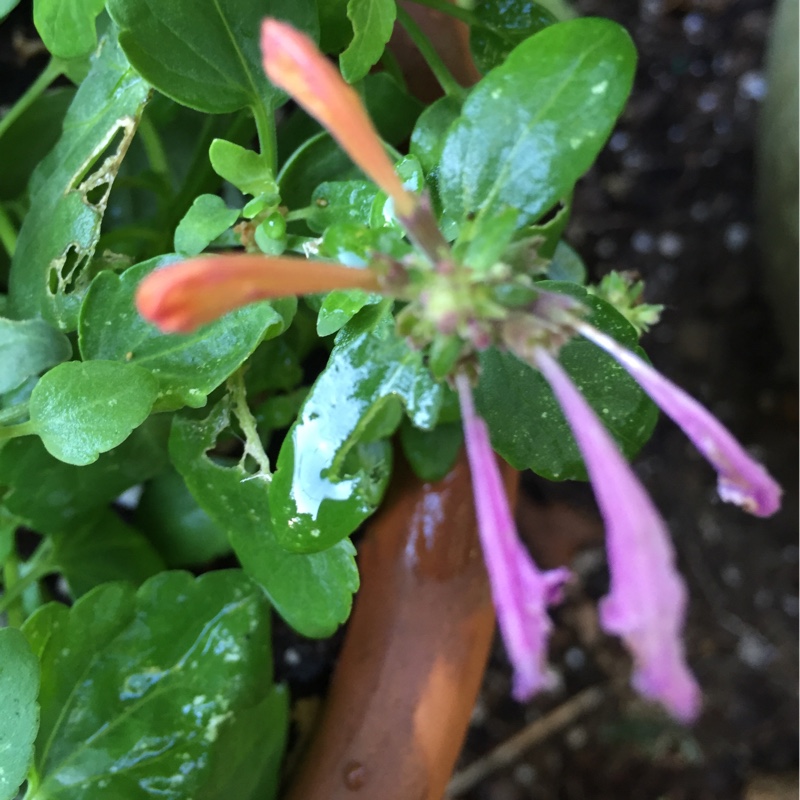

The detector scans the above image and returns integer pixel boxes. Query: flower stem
[0,57,64,141]
[0,204,18,258]
[407,0,479,27]
[252,101,278,176]
[396,6,466,99]
[0,420,36,443]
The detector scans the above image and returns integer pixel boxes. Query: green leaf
[23,572,287,800]
[316,288,382,337]
[29,361,159,466]
[209,138,280,198]
[170,400,359,637]
[340,0,396,83]
[474,283,658,480]
[0,0,22,20]
[79,256,295,410]
[173,194,239,256]
[34,0,105,59]
[108,0,317,114]
[548,240,587,283]
[307,180,378,233]
[0,318,72,394]
[135,468,231,567]
[270,303,442,552]
[400,419,463,482]
[363,71,423,145]
[470,0,556,74]
[51,509,166,597]
[439,18,636,231]
[0,87,74,202]
[0,627,39,800]
[410,94,463,178]
[8,34,150,331]
[0,418,169,534]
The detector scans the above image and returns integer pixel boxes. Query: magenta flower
[533,347,702,722]
[577,322,782,517]
[455,373,569,700]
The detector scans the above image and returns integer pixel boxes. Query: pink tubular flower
[577,322,782,517]
[455,372,569,700]
[261,19,416,218]
[533,347,702,723]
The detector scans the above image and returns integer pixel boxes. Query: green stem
[406,0,479,27]
[285,207,313,222]
[2,555,23,627]
[0,541,55,620]
[0,57,64,141]
[0,420,36,443]
[253,102,278,176]
[138,114,171,180]
[396,6,466,99]
[0,403,29,426]
[0,204,18,258]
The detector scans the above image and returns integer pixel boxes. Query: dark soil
[455,1,799,798]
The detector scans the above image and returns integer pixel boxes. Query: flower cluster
[136,20,782,722]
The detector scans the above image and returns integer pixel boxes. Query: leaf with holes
[270,303,443,552]
[108,0,318,113]
[21,572,288,800]
[79,256,295,411]
[170,398,360,637]
[0,318,72,394]
[33,0,106,60]
[439,18,635,232]
[0,627,39,800]
[8,33,150,331]
[29,361,159,466]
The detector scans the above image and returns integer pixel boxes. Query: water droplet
[343,760,367,790]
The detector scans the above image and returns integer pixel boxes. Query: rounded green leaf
[23,572,286,800]
[33,0,105,59]
[474,283,658,480]
[29,361,158,466]
[173,194,239,257]
[439,18,636,230]
[340,0,396,83]
[0,627,39,800]
[107,0,318,113]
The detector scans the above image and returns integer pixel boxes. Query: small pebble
[738,70,767,101]
[682,13,705,42]
[657,232,683,258]
[116,485,143,509]
[668,123,687,143]
[566,726,588,749]
[736,633,775,669]
[594,236,617,259]
[513,764,537,787]
[690,201,712,222]
[697,90,720,113]
[782,595,799,618]
[631,229,655,254]
[283,647,302,666]
[564,647,586,670]
[609,130,630,152]
[724,222,750,252]
[721,564,742,588]
[689,60,708,77]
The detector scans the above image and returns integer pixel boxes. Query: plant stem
[396,6,466,99]
[138,114,171,181]
[0,204,18,258]
[407,0,479,27]
[0,57,64,141]
[285,207,313,222]
[0,420,36,443]
[2,555,23,627]
[0,403,29,426]
[253,101,278,176]
[0,540,55,620]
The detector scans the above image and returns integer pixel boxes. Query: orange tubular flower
[136,255,381,333]
[261,19,417,218]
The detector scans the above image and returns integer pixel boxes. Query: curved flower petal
[578,322,781,517]
[455,373,569,700]
[261,19,416,217]
[534,347,701,722]
[136,254,380,333]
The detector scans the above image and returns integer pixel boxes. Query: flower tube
[455,372,569,700]
[136,254,380,333]
[577,322,782,517]
[534,347,701,722]
[261,19,416,218]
